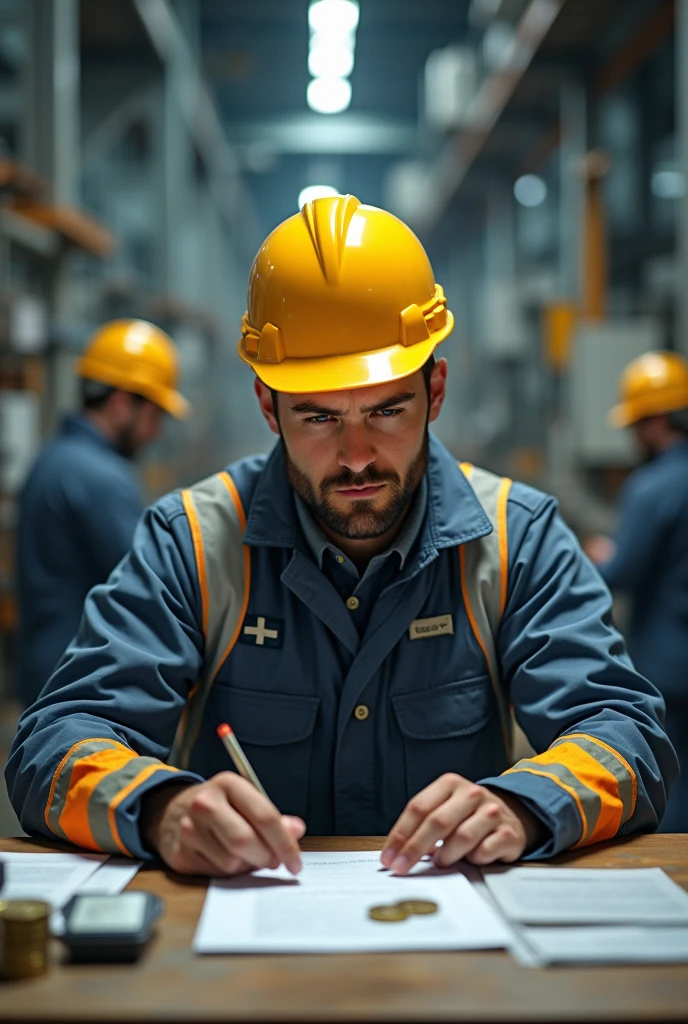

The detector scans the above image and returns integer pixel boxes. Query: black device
[60,891,163,963]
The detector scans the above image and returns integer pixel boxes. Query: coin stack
[0,900,51,979]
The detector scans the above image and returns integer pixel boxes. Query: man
[15,318,189,706]
[586,351,688,832]
[7,197,676,877]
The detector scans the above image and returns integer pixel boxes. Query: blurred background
[0,0,684,832]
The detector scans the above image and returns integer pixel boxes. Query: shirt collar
[242,435,493,553]
[60,413,116,452]
[294,476,428,570]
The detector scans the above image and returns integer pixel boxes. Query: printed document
[194,851,511,954]
[0,853,105,907]
[520,925,688,965]
[483,867,688,925]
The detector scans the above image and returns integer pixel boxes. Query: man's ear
[428,357,448,424]
[254,378,280,435]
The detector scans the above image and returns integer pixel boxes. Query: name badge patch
[408,614,454,640]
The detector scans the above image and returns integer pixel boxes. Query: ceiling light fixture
[307,76,352,115]
[308,0,359,35]
[307,1,359,116]
[308,38,355,79]
[298,184,340,209]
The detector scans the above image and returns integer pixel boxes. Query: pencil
[216,723,269,799]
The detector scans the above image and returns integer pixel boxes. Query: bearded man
[7,197,675,875]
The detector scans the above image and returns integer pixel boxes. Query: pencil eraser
[217,723,232,738]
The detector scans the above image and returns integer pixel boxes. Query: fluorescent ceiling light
[514,174,547,207]
[309,0,359,36]
[651,168,686,199]
[298,184,339,209]
[308,38,355,79]
[307,76,352,115]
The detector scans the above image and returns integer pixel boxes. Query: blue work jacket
[7,436,676,859]
[598,439,688,696]
[15,414,143,704]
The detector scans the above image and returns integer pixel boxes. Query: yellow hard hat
[610,351,688,428]
[77,319,190,419]
[238,194,454,392]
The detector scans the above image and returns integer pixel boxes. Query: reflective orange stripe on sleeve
[56,743,139,852]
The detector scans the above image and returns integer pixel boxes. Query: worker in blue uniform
[15,319,189,706]
[6,197,677,878]
[586,351,688,832]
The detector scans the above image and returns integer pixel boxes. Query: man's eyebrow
[359,391,417,414]
[288,400,345,416]
[288,391,417,417]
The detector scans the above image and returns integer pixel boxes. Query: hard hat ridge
[301,193,361,285]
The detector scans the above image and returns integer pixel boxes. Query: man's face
[114,396,164,459]
[255,361,447,541]
[630,415,667,463]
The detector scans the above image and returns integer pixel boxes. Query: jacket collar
[243,434,493,552]
[61,413,117,452]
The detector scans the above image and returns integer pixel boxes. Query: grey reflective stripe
[553,734,635,824]
[45,738,126,841]
[89,757,175,853]
[170,471,248,770]
[506,758,598,843]
[460,464,511,755]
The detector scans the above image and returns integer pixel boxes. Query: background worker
[15,319,190,707]
[586,351,688,833]
[7,197,676,876]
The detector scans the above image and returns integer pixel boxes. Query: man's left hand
[380,773,546,873]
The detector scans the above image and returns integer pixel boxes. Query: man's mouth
[334,483,387,500]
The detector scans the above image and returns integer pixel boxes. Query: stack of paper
[194,851,511,954]
[482,867,688,965]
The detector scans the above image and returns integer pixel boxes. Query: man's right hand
[140,773,305,877]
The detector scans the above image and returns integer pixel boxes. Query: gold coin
[397,899,439,916]
[368,903,409,923]
[0,900,50,923]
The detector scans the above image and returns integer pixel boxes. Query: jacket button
[354,704,370,721]
[346,596,360,610]
[335,555,345,564]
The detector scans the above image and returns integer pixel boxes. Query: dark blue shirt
[15,414,143,704]
[598,439,688,695]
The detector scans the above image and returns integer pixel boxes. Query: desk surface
[1,834,687,1023]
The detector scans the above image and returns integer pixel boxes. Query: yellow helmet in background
[77,319,190,419]
[238,194,454,393]
[610,351,688,428]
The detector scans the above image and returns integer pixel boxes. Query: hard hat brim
[77,357,190,419]
[239,314,454,394]
[608,402,634,429]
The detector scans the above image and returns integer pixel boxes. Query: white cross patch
[243,616,279,646]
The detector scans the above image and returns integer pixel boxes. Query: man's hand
[140,774,305,877]
[380,774,546,873]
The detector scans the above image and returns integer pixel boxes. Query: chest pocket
[220,686,320,820]
[392,677,503,797]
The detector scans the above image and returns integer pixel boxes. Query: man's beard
[114,422,139,460]
[284,430,429,540]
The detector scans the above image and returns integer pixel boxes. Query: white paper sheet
[76,858,142,895]
[483,867,688,925]
[0,853,105,908]
[520,925,688,965]
[194,851,512,954]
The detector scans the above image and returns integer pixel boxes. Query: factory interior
[0,0,684,855]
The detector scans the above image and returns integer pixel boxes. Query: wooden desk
[1,835,687,1022]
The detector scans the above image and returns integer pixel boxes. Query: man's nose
[337,424,375,475]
